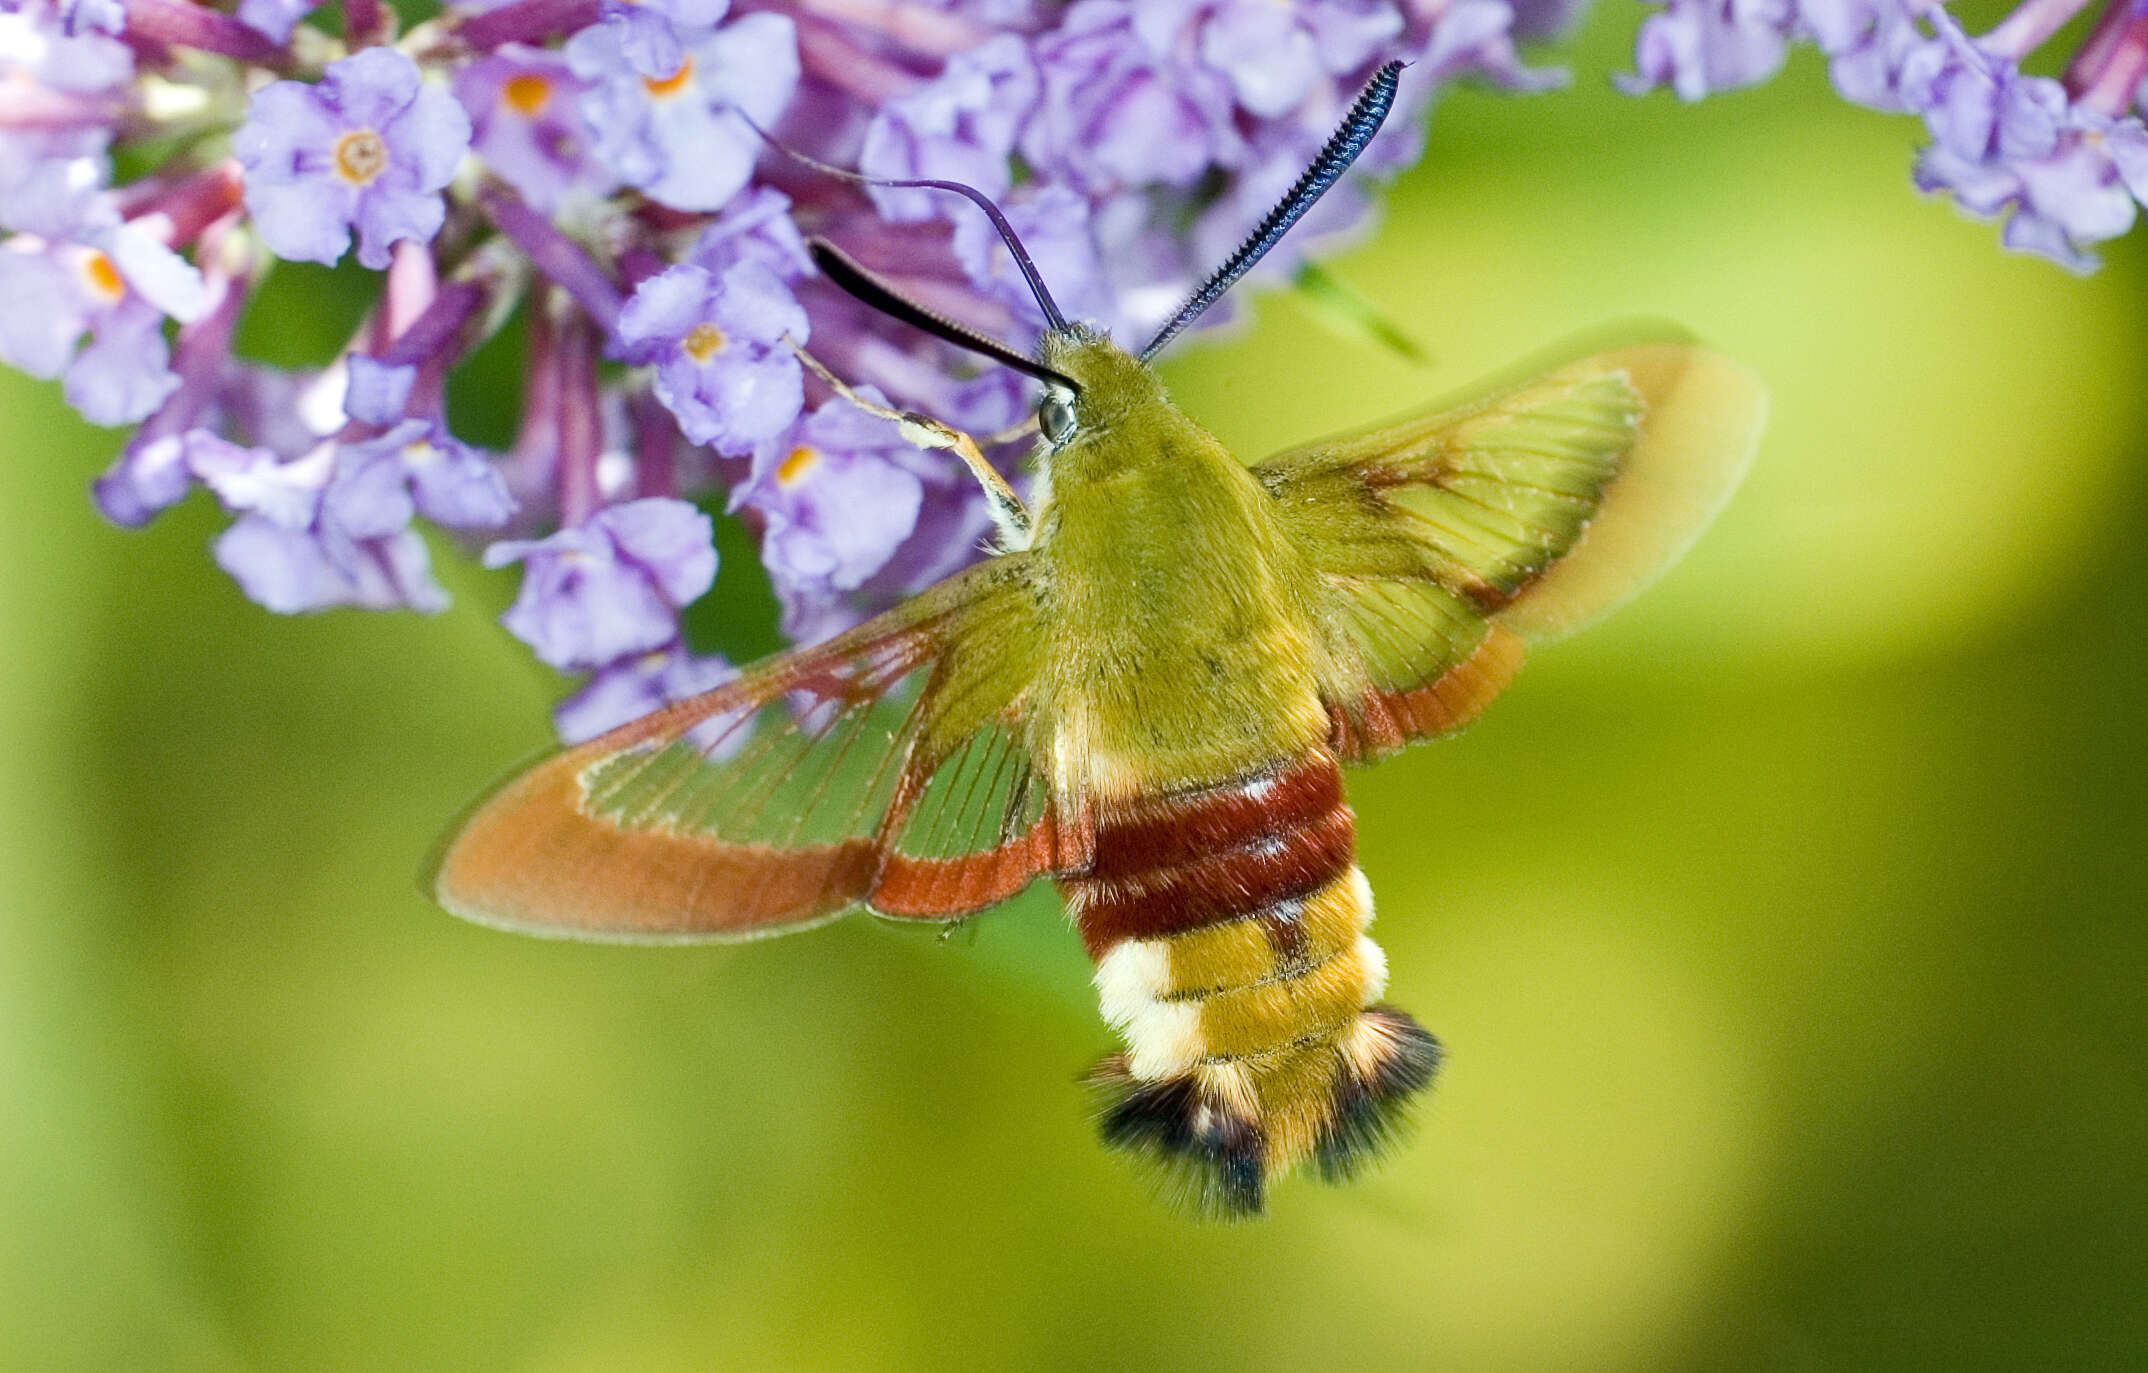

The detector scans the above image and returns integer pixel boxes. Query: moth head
[1038,325,1165,438]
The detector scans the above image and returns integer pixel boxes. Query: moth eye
[1039,392,1077,444]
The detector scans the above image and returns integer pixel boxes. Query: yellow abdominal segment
[1092,866,1389,1172]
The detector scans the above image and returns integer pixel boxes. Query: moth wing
[1254,337,1765,758]
[433,553,1084,942]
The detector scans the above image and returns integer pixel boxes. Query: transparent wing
[1255,339,1765,759]
[433,553,1087,942]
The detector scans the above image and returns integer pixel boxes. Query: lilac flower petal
[486,498,714,669]
[401,431,517,528]
[1199,4,1327,120]
[243,178,356,268]
[0,247,86,378]
[860,33,1038,221]
[685,185,811,280]
[344,356,417,424]
[552,644,737,744]
[324,443,419,539]
[614,262,716,360]
[93,430,193,527]
[98,223,209,323]
[738,396,924,593]
[568,9,797,212]
[217,514,357,613]
[317,526,450,612]
[64,300,178,425]
[594,496,718,604]
[325,46,424,129]
[0,150,109,239]
[1620,0,1794,100]
[2000,209,2100,272]
[350,177,450,270]
[235,0,316,44]
[622,261,808,453]
[453,47,611,213]
[193,435,326,528]
[236,49,472,270]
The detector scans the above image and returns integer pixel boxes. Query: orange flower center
[681,323,725,364]
[502,73,552,116]
[642,56,694,99]
[776,446,818,487]
[333,129,389,185]
[80,250,125,302]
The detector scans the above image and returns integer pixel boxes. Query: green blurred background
[6,9,2148,1370]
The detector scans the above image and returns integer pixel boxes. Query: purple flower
[55,0,124,37]
[1418,0,1566,91]
[733,393,925,639]
[615,260,807,455]
[1916,108,2148,272]
[235,48,473,270]
[484,498,717,670]
[0,218,210,425]
[1618,0,1796,101]
[234,0,316,44]
[683,185,812,281]
[564,9,798,212]
[1023,1,1243,194]
[1803,0,1924,110]
[950,184,1119,337]
[0,142,109,238]
[192,434,455,613]
[1191,0,1404,120]
[340,419,518,530]
[93,426,206,527]
[553,643,738,743]
[343,355,417,425]
[0,2,132,93]
[452,46,612,214]
[1896,17,2065,164]
[859,33,1039,221]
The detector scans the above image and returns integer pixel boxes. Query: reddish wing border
[433,557,1089,942]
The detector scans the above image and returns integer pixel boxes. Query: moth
[434,63,1765,1216]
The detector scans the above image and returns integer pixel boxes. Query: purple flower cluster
[0,0,1573,741]
[1621,0,2148,271]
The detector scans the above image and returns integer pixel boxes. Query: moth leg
[984,414,1040,448]
[790,340,1032,547]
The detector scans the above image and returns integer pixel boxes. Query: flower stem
[121,159,242,246]
[2070,4,2148,111]
[345,0,385,47]
[796,17,922,104]
[1982,0,2099,61]
[476,181,624,335]
[630,386,677,500]
[120,0,285,63]
[455,0,603,53]
[790,0,994,54]
[555,309,602,526]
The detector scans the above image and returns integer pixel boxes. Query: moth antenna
[807,240,1080,395]
[1140,60,1405,362]
[746,117,1070,332]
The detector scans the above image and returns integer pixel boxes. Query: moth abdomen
[1063,752,1440,1216]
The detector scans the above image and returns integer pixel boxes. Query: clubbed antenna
[746,118,1070,334]
[1140,61,1404,363]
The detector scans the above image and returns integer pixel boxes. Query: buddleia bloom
[0,0,1576,740]
[1621,0,2148,270]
